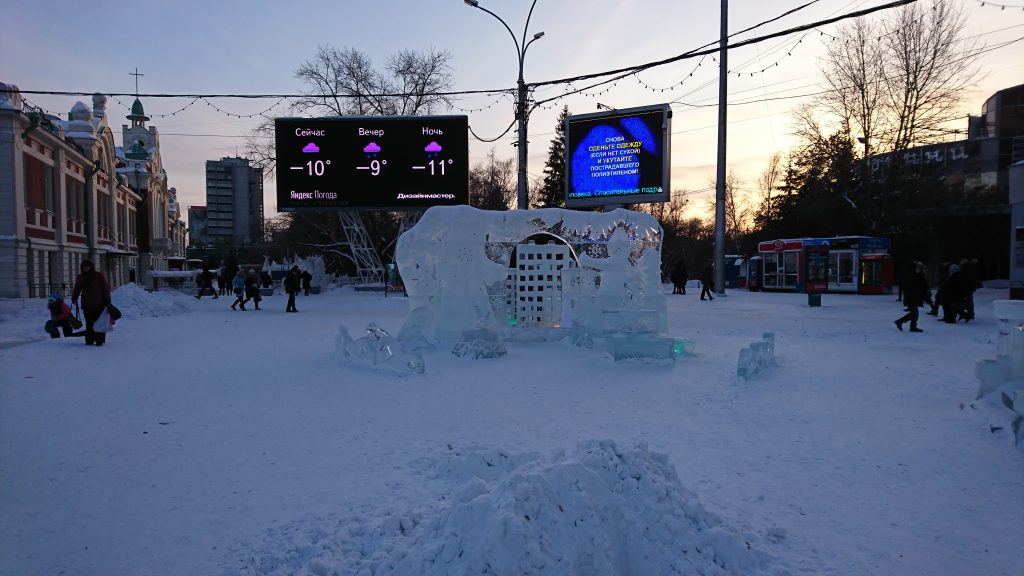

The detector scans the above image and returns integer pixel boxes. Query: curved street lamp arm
[520,0,540,70]
[474,5,523,74]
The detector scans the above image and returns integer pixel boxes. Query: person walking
[670,261,688,295]
[700,264,715,301]
[895,261,929,333]
[217,270,228,296]
[230,268,248,310]
[940,263,967,324]
[962,258,981,321]
[194,265,217,299]
[284,266,301,312]
[301,269,312,296]
[71,259,111,346]
[245,269,262,310]
[260,270,272,290]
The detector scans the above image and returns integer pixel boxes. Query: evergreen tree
[537,106,570,208]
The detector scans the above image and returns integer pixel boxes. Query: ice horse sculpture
[395,205,678,361]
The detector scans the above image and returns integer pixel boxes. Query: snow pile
[0,284,192,348]
[111,283,194,318]
[233,441,781,576]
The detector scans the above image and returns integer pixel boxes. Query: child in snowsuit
[45,294,76,338]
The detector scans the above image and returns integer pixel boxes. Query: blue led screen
[564,105,670,208]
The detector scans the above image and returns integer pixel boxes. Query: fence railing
[29,283,72,299]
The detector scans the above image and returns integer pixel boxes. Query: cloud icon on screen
[424,141,443,153]
[363,142,382,153]
[302,142,320,153]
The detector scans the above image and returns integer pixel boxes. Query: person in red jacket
[45,293,76,338]
[71,259,111,346]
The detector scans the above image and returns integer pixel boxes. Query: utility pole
[714,0,728,295]
[465,0,544,210]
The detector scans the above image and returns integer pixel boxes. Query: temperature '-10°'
[290,159,331,176]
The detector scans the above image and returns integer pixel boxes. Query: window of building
[24,155,53,213]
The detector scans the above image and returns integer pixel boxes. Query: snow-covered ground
[1,283,1021,575]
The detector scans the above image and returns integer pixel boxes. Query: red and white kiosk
[754,236,894,294]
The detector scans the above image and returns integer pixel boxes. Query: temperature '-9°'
[357,141,387,176]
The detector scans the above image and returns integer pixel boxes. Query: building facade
[0,82,183,298]
[204,156,263,246]
[867,84,1024,279]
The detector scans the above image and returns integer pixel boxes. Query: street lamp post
[465,0,544,210]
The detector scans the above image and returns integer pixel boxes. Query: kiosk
[755,236,892,294]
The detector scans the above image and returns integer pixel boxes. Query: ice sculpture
[976,300,1024,444]
[394,206,675,360]
[335,322,425,376]
[737,332,776,379]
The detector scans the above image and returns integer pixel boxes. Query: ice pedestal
[606,332,678,363]
[452,328,507,359]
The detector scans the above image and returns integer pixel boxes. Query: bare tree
[638,189,690,230]
[754,152,785,230]
[245,46,456,174]
[881,0,981,151]
[813,0,982,155]
[705,171,752,252]
[818,17,888,157]
[469,149,515,210]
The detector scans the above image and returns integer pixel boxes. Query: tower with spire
[117,77,173,260]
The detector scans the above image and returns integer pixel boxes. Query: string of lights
[112,96,201,118]
[976,0,1024,10]
[451,91,513,113]
[198,96,288,119]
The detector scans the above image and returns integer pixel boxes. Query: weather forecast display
[275,116,469,211]
[564,104,671,208]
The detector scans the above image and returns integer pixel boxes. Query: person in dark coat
[195,265,217,299]
[71,259,111,346]
[895,261,929,332]
[245,269,261,310]
[961,258,980,321]
[940,264,967,324]
[700,264,715,301]
[670,261,688,295]
[284,266,301,312]
[301,270,312,296]
[260,271,272,289]
[217,270,228,296]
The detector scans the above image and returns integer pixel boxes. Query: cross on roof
[130,68,144,96]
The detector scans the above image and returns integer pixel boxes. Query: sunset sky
[3,0,1021,219]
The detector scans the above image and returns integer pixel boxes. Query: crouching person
[45,294,79,338]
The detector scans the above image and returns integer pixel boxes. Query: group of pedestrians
[669,261,716,301]
[193,264,313,312]
[895,258,981,333]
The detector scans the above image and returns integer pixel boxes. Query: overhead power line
[531,0,917,89]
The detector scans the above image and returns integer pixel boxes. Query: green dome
[127,98,150,122]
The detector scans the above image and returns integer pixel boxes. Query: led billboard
[564,104,671,208]
[275,115,469,211]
